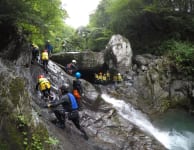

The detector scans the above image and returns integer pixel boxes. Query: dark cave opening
[77,68,101,83]
[77,63,110,83]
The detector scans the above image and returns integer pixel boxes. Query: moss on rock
[0,73,52,150]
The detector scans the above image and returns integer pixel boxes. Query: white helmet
[72,60,77,63]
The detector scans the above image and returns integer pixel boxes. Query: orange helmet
[38,75,44,79]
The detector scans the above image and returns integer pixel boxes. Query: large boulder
[104,34,133,74]
[51,51,104,70]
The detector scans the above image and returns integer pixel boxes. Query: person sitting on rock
[117,73,123,83]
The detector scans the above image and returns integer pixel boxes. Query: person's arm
[71,64,78,71]
[47,95,69,107]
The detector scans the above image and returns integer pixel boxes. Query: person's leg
[42,90,46,98]
[72,118,88,140]
[45,60,48,73]
[53,110,65,128]
[70,113,88,140]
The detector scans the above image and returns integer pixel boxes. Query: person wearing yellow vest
[102,73,107,84]
[106,71,111,81]
[41,49,49,73]
[117,73,123,83]
[36,74,51,99]
[94,73,99,83]
[98,72,103,84]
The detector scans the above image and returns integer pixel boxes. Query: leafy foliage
[88,0,194,53]
[159,40,194,74]
[0,0,74,51]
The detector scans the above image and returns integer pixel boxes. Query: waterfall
[101,94,194,150]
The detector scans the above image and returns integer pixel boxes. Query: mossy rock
[9,77,25,105]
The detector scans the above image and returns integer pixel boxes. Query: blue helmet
[75,72,81,79]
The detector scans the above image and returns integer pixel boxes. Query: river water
[101,94,194,150]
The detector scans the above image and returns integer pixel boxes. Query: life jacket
[106,72,110,80]
[95,73,99,80]
[38,78,51,91]
[98,74,102,80]
[41,51,48,60]
[117,74,123,82]
[102,74,107,81]
[73,89,81,101]
[113,75,117,82]
[67,93,78,110]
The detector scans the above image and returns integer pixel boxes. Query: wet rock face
[105,34,133,74]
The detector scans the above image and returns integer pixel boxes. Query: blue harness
[67,93,78,110]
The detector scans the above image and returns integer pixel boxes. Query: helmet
[38,75,44,79]
[75,72,81,79]
[72,60,77,63]
[59,83,69,93]
[118,73,121,75]
[47,40,50,43]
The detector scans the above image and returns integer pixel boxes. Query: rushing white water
[101,94,194,150]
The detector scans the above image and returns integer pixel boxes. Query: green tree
[0,0,71,51]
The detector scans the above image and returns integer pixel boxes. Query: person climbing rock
[36,74,51,101]
[45,40,53,57]
[41,49,49,74]
[31,43,39,64]
[45,83,88,140]
[65,60,78,75]
[73,72,83,108]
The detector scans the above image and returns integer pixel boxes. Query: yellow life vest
[41,51,48,60]
[106,72,110,77]
[117,74,123,82]
[98,74,102,80]
[95,74,99,80]
[113,75,117,82]
[102,74,107,81]
[38,78,51,91]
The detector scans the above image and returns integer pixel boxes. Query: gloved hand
[47,103,51,107]
[42,103,51,108]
